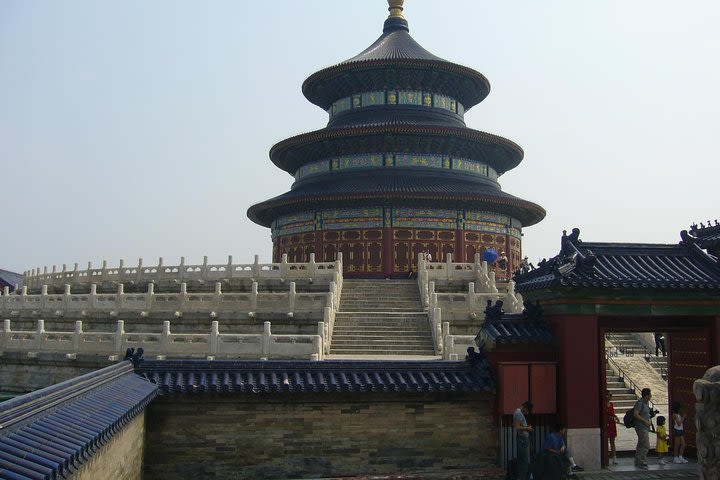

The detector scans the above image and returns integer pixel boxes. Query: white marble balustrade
[23,254,342,290]
[1,279,342,318]
[0,319,324,360]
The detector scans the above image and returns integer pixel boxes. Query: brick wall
[143,393,496,479]
[73,412,146,480]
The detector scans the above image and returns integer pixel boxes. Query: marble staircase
[329,279,435,356]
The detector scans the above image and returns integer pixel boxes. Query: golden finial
[388,0,405,19]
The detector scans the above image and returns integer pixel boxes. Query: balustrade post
[262,321,271,357]
[179,256,186,282]
[202,255,209,281]
[227,255,233,280]
[214,282,222,311]
[116,284,124,310]
[161,321,171,354]
[35,319,45,350]
[210,321,219,354]
[430,292,438,311]
[445,253,453,280]
[327,292,334,313]
[252,254,260,279]
[118,259,125,284]
[63,284,71,311]
[251,282,258,311]
[20,286,27,309]
[73,320,82,351]
[146,283,154,311]
[40,285,48,310]
[288,282,296,312]
[329,281,337,309]
[323,306,333,354]
[101,260,108,282]
[468,282,476,311]
[280,254,288,278]
[73,263,79,283]
[336,252,343,271]
[115,320,125,353]
[308,252,316,277]
[433,307,442,353]
[1,319,10,351]
[179,282,187,309]
[136,258,144,282]
[157,257,163,283]
[1,287,8,311]
[90,284,98,309]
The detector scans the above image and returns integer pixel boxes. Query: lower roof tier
[247,171,545,228]
[269,124,524,176]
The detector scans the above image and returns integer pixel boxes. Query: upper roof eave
[302,59,491,111]
[269,124,524,175]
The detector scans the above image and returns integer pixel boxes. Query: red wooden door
[667,327,712,457]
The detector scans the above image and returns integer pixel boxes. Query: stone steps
[330,279,434,356]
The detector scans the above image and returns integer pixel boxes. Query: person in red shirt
[606,390,620,465]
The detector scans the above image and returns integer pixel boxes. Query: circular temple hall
[248,1,545,277]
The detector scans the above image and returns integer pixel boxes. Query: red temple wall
[273,228,522,278]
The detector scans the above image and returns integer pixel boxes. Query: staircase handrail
[606,332,667,379]
[606,350,659,414]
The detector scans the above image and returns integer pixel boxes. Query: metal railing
[605,351,659,419]
[605,333,667,379]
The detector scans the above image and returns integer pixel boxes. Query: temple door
[667,327,712,457]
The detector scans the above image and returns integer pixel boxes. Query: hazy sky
[2,0,718,274]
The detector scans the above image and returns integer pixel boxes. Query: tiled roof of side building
[514,227,720,293]
[0,361,157,480]
[0,269,23,290]
[480,315,555,347]
[137,358,496,395]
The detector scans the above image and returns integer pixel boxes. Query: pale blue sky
[2,1,718,274]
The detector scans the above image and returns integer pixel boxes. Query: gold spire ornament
[388,0,405,19]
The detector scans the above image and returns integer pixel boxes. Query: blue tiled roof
[514,228,720,292]
[302,18,490,111]
[0,362,157,480]
[137,359,495,395]
[480,314,555,346]
[248,171,545,228]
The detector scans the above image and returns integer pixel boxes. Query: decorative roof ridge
[0,361,135,428]
[136,358,470,372]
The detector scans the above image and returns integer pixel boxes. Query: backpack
[623,407,636,428]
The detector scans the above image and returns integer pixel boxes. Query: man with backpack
[633,388,654,470]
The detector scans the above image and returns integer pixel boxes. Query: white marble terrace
[417,253,524,359]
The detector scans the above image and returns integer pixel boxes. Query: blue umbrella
[482,248,498,263]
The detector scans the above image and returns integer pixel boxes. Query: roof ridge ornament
[388,0,405,19]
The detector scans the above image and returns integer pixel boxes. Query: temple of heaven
[248,0,545,277]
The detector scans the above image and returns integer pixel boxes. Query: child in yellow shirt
[656,416,669,464]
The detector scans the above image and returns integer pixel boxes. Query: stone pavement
[307,457,700,480]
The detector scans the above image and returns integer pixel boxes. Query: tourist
[543,423,584,478]
[633,388,653,469]
[654,332,666,357]
[655,415,669,464]
[672,401,688,463]
[498,250,508,271]
[606,390,619,465]
[513,400,533,480]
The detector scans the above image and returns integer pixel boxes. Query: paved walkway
[310,457,699,479]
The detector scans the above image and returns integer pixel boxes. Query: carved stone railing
[415,254,524,359]
[418,253,501,308]
[1,279,341,319]
[1,319,324,360]
[22,254,342,291]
